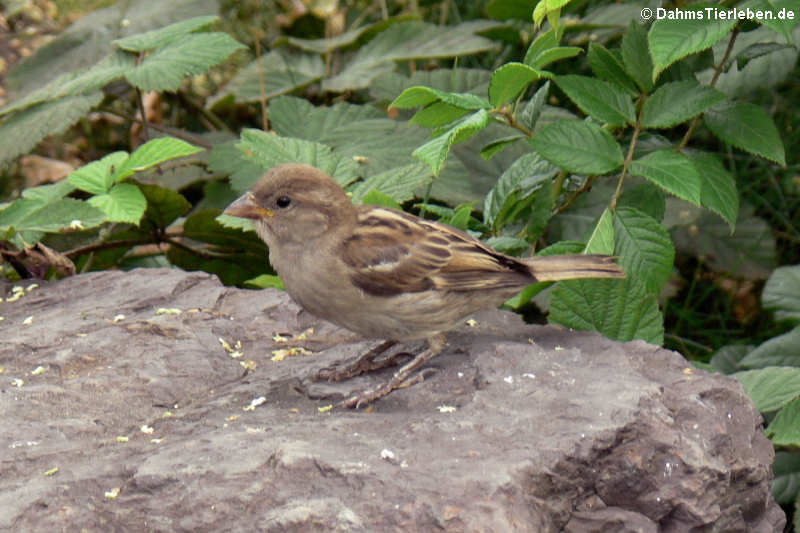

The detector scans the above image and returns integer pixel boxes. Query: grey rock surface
[0,268,785,532]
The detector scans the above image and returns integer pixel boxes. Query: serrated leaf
[113,137,203,181]
[88,183,147,224]
[125,33,246,92]
[766,396,800,447]
[710,344,753,374]
[360,189,403,209]
[349,163,433,204]
[137,182,191,229]
[585,207,615,255]
[739,327,800,369]
[587,43,638,96]
[555,75,635,126]
[68,152,130,195]
[0,197,106,233]
[489,62,540,107]
[523,27,558,66]
[550,276,664,344]
[411,102,471,128]
[622,21,653,93]
[641,80,726,128]
[763,266,800,324]
[530,120,624,174]
[528,46,582,70]
[484,235,530,255]
[480,135,526,160]
[689,152,738,231]
[324,20,501,92]
[214,50,325,104]
[207,141,264,190]
[21,180,77,202]
[773,452,800,505]
[412,109,489,175]
[370,68,492,103]
[284,17,407,54]
[618,183,665,222]
[0,92,103,167]
[235,129,360,191]
[649,6,737,81]
[113,15,218,51]
[672,208,776,280]
[484,152,557,226]
[519,81,550,130]
[391,86,491,110]
[614,206,674,293]
[733,366,800,412]
[704,101,786,165]
[630,150,701,206]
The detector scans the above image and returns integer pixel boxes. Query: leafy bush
[1,0,799,526]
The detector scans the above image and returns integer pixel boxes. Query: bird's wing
[340,206,531,296]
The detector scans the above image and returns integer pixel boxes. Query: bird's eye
[276,195,291,208]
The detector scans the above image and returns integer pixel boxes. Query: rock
[0,269,785,532]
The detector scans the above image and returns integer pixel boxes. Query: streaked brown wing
[340,206,532,296]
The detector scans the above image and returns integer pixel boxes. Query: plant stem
[610,97,646,211]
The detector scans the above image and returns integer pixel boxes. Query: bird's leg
[314,340,401,382]
[339,334,447,408]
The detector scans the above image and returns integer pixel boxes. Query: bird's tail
[524,254,625,282]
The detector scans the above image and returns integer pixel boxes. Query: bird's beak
[224,193,274,219]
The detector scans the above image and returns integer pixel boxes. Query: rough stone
[0,269,785,532]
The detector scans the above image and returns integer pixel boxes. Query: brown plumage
[225,163,624,407]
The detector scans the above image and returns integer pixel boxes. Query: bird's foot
[314,340,403,382]
[338,368,437,408]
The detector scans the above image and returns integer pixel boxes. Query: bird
[224,163,625,407]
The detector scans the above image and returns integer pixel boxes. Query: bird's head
[224,163,355,247]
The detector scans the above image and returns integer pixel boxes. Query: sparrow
[224,163,625,407]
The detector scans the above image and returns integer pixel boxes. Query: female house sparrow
[224,163,624,407]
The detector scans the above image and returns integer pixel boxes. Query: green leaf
[773,452,800,505]
[349,163,434,204]
[523,28,558,66]
[641,81,726,128]
[550,276,664,344]
[324,20,501,92]
[207,141,265,191]
[489,62,540,107]
[235,129,360,191]
[519,80,550,130]
[555,75,635,126]
[113,137,203,181]
[1,51,134,116]
[284,17,407,54]
[585,208,615,255]
[648,6,737,81]
[214,51,325,104]
[587,43,638,96]
[689,152,738,231]
[484,154,555,238]
[488,0,535,22]
[244,274,285,290]
[137,182,191,229]
[390,86,491,110]
[767,396,800,447]
[530,121,624,174]
[710,344,753,374]
[112,15,218,51]
[68,152,129,195]
[370,68,492,103]
[125,33,246,92]
[618,183,665,222]
[447,203,474,230]
[630,150,702,206]
[360,189,403,210]
[621,21,653,93]
[672,208,776,280]
[528,46,582,70]
[704,101,786,165]
[21,180,77,202]
[411,102,471,128]
[412,109,489,175]
[480,135,526,160]
[0,92,103,167]
[739,327,800,369]
[763,266,800,324]
[613,207,675,293]
[485,235,530,255]
[733,366,800,412]
[87,183,147,224]
[0,198,106,234]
